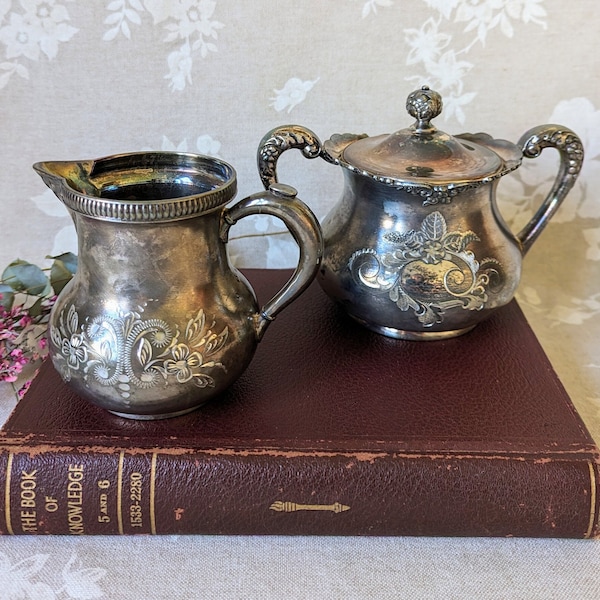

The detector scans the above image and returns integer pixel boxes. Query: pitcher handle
[257,125,325,189]
[220,183,323,340]
[516,125,584,255]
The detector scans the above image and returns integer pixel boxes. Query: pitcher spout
[33,160,99,199]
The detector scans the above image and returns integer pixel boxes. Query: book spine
[0,445,598,537]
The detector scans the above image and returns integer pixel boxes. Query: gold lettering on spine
[128,472,143,528]
[97,480,111,524]
[44,496,59,513]
[4,453,14,535]
[19,469,38,532]
[150,452,157,535]
[66,464,84,535]
[117,451,124,535]
[586,460,597,539]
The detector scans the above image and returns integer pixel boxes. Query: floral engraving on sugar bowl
[348,212,503,328]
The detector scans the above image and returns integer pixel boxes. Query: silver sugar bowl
[258,86,583,340]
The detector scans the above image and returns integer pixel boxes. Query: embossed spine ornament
[269,501,350,514]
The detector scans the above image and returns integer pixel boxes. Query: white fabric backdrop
[1,1,599,598]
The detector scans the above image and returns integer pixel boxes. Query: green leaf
[28,297,44,319]
[48,252,78,275]
[0,284,14,310]
[1,260,51,296]
[49,254,78,295]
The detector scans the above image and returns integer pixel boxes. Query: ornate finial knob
[406,86,443,131]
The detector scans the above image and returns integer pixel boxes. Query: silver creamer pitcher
[34,152,323,419]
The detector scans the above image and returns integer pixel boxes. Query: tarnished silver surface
[34,152,323,418]
[257,86,584,340]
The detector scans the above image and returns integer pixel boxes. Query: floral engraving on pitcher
[348,212,504,327]
[50,305,228,397]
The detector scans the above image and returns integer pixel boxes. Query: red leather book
[1,270,598,537]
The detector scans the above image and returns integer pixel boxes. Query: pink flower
[17,314,33,328]
[18,379,32,397]
[0,300,52,383]
[0,257,66,385]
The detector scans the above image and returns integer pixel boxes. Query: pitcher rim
[33,151,238,224]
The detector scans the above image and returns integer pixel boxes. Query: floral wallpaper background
[0,1,599,597]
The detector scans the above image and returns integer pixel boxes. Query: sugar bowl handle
[220,183,323,340]
[516,125,584,255]
[257,125,326,189]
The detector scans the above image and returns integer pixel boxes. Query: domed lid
[322,86,522,196]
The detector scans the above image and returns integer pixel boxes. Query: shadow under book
[1,270,598,537]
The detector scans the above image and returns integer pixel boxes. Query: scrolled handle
[516,125,584,255]
[257,125,325,190]
[220,183,323,340]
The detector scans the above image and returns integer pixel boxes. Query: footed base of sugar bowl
[109,405,202,420]
[350,314,478,341]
